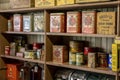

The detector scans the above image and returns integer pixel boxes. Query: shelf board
[1,55,45,64]
[46,32,116,38]
[46,61,116,76]
[0,1,119,13]
[3,31,45,35]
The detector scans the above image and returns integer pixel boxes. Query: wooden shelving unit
[0,55,45,64]
[0,0,119,80]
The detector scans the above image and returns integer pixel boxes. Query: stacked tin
[69,41,84,66]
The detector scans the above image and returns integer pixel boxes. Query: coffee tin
[76,52,83,66]
[69,52,76,65]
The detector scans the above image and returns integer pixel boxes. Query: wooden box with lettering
[67,11,81,33]
[56,0,75,6]
[13,14,23,32]
[34,12,44,32]
[75,0,110,3]
[82,11,96,34]
[50,13,65,32]
[53,45,68,63]
[23,14,33,32]
[35,0,55,7]
[10,0,34,9]
[97,12,116,35]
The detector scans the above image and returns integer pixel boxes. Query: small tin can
[5,46,10,55]
[8,19,13,31]
[88,52,96,68]
[69,52,76,65]
[84,47,92,55]
[98,52,108,68]
[76,52,83,66]
[108,54,112,69]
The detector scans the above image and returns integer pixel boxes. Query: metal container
[76,52,84,66]
[69,52,76,65]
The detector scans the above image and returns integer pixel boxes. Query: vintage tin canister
[76,52,84,66]
[50,13,65,33]
[98,52,108,68]
[24,50,36,59]
[88,52,97,68]
[53,45,68,63]
[69,52,76,65]
[82,11,96,34]
[5,46,10,55]
[67,11,81,33]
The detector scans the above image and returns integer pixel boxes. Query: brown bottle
[20,62,31,80]
[30,63,42,80]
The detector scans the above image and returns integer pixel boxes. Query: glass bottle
[30,63,42,80]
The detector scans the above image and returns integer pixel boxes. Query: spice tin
[69,52,76,65]
[8,19,13,31]
[24,50,36,59]
[53,45,68,63]
[50,13,65,33]
[82,11,96,34]
[76,52,83,66]
[84,47,92,55]
[23,14,33,32]
[13,14,23,32]
[5,46,10,55]
[67,11,81,33]
[34,12,44,32]
[98,52,108,68]
[69,41,84,53]
[88,52,97,68]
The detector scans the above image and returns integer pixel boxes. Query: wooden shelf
[1,55,45,64]
[0,1,119,13]
[46,32,116,38]
[46,61,116,76]
[3,31,45,35]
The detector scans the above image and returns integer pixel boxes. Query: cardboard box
[10,0,34,9]
[112,44,120,71]
[82,11,96,34]
[53,45,68,63]
[50,13,65,32]
[76,0,110,3]
[35,0,55,7]
[67,11,81,33]
[97,12,116,35]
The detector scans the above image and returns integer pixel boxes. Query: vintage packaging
[35,0,55,7]
[10,0,34,9]
[112,44,120,71]
[10,42,16,56]
[23,14,33,32]
[56,0,75,6]
[67,11,81,33]
[53,45,68,63]
[88,52,97,68]
[69,52,76,65]
[75,0,110,3]
[34,12,44,32]
[13,14,23,32]
[8,17,13,31]
[50,13,65,32]
[82,11,96,34]
[97,12,116,35]
[6,64,21,80]
[76,52,83,66]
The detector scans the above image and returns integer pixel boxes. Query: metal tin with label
[69,52,76,65]
[76,52,83,66]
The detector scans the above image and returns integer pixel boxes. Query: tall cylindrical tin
[69,52,76,65]
[88,52,96,68]
[76,52,83,66]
